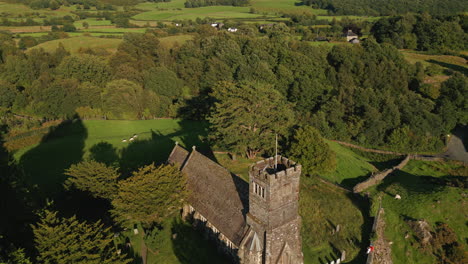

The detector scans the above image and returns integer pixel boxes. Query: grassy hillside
[28,36,123,54]
[300,177,369,264]
[14,119,208,196]
[321,141,377,188]
[132,0,327,21]
[369,160,467,263]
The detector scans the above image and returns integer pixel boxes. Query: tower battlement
[249,155,301,182]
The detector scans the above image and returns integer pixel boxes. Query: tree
[102,79,160,119]
[208,81,294,159]
[64,161,120,200]
[82,21,89,29]
[144,66,184,98]
[111,164,187,227]
[57,54,111,85]
[62,23,77,32]
[288,126,336,175]
[437,73,468,131]
[32,210,130,264]
[0,80,17,108]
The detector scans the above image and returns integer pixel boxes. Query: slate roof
[167,144,189,168]
[167,145,248,245]
[345,29,358,37]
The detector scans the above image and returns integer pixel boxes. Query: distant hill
[302,0,468,16]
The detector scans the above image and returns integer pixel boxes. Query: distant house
[259,23,274,31]
[211,23,224,29]
[344,29,359,43]
[228,27,238,33]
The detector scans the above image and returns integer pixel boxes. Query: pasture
[368,160,467,263]
[401,50,468,75]
[13,119,208,197]
[132,0,328,21]
[28,36,123,53]
[0,1,76,18]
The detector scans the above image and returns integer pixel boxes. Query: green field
[300,176,368,264]
[132,0,328,21]
[368,160,467,264]
[0,1,77,18]
[321,141,377,187]
[28,36,123,53]
[401,50,468,75]
[14,119,208,196]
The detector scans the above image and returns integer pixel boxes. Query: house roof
[345,29,358,37]
[168,145,248,245]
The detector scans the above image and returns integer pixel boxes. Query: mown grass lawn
[14,119,209,196]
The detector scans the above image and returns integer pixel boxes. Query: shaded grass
[14,119,208,196]
[116,217,230,264]
[401,50,467,75]
[300,177,368,264]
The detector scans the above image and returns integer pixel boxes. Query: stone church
[168,143,304,264]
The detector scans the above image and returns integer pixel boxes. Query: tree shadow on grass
[345,193,373,264]
[428,59,468,76]
[19,118,87,204]
[0,125,37,255]
[376,170,445,195]
[340,174,371,189]
[89,141,119,167]
[117,119,210,176]
[171,217,231,264]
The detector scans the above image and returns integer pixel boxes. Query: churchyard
[6,118,465,263]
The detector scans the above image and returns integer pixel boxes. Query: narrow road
[441,126,468,164]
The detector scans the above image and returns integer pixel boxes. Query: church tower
[240,155,304,264]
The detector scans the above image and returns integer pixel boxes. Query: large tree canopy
[111,164,187,227]
[208,81,295,159]
[32,210,130,264]
[288,126,336,175]
[64,161,120,200]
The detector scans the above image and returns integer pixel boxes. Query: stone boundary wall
[353,155,411,193]
[331,140,405,156]
[366,206,384,264]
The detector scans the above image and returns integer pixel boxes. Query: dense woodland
[184,0,249,8]
[371,13,467,53]
[301,0,468,16]
[1,25,467,153]
[0,1,467,262]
